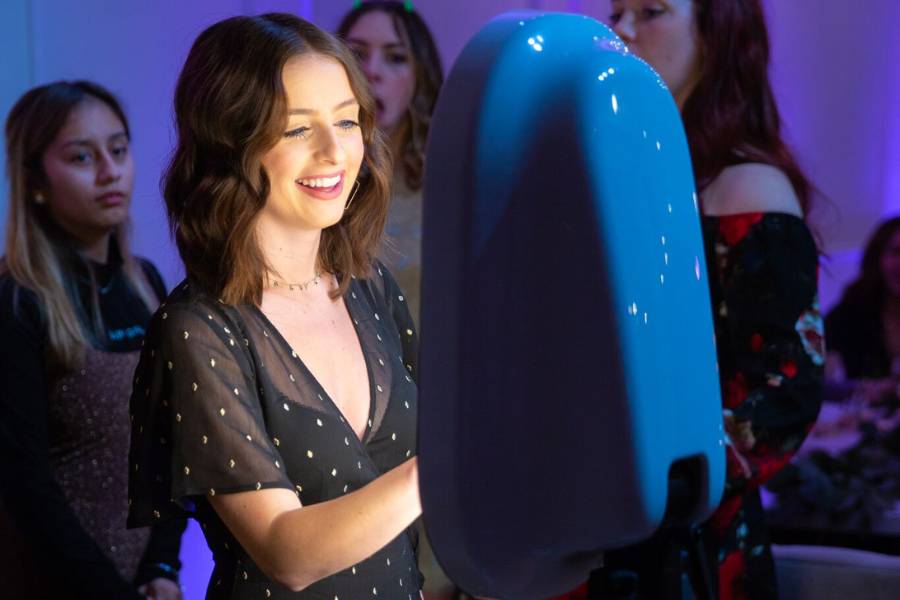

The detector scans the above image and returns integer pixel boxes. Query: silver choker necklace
[267,271,321,291]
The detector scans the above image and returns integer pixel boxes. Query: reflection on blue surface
[420,9,724,599]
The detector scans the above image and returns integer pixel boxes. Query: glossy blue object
[418,11,726,599]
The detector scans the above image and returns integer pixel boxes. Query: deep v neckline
[251,280,377,444]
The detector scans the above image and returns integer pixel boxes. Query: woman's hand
[138,578,182,600]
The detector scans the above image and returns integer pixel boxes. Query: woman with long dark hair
[337,0,443,324]
[0,81,183,599]
[603,1,824,598]
[827,216,900,386]
[127,13,422,599]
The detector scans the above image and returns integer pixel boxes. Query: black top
[700,212,824,597]
[0,251,183,599]
[825,297,890,379]
[128,263,423,599]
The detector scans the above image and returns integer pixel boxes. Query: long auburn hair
[164,13,392,304]
[337,0,443,191]
[682,0,812,215]
[3,81,157,371]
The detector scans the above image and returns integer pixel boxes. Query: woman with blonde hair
[0,81,183,598]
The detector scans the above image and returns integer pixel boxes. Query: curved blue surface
[419,11,724,598]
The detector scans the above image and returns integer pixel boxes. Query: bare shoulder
[702,163,803,218]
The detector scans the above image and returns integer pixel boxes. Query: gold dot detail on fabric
[391,433,397,441]
[331,468,337,476]
[291,350,297,358]
[191,382,198,392]
[376,334,382,341]
[219,408,226,416]
[245,434,252,442]
[229,459,235,468]
[223,326,231,334]
[406,450,412,457]
[202,435,208,444]
[210,358,216,367]
[275,460,280,468]
[316,418,323,427]
[162,312,168,320]
[296,484,303,492]
[406,329,413,336]
[404,401,410,409]
[266,588,271,597]
[289,373,295,382]
[233,387,240,396]
[344,437,350,446]
[398,295,404,302]
[184,466,190,475]
[273,437,280,446]
[229,339,235,346]
[153,510,160,518]
[242,571,248,580]
[378,358,385,366]
[183,331,190,340]
[283,403,290,411]
[307,450,314,458]
[352,566,357,575]
[167,361,173,370]
[256,482,261,490]
[175,413,182,422]
[209,488,216,496]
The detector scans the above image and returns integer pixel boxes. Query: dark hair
[836,216,900,311]
[164,13,391,303]
[682,0,812,215]
[4,80,155,370]
[338,1,443,190]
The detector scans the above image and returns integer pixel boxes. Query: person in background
[338,0,443,325]
[0,81,184,599]
[826,216,900,397]
[596,1,825,598]
[128,13,422,599]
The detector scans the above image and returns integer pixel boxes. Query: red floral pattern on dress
[718,212,763,246]
[702,213,823,600]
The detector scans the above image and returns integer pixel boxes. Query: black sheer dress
[128,263,422,599]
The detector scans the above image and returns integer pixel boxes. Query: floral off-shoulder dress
[702,212,824,600]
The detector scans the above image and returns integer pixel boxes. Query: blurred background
[2,1,899,598]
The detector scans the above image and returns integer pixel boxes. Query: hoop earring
[344,179,361,211]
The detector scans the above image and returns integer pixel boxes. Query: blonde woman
[0,81,183,599]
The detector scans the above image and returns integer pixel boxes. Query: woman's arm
[209,457,421,591]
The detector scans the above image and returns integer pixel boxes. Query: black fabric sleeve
[371,261,419,383]
[129,301,294,526]
[0,278,143,599]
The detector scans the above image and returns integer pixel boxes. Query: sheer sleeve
[128,298,294,526]
[370,261,419,383]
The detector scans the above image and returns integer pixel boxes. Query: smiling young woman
[128,14,424,600]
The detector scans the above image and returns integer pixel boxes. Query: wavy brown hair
[338,1,443,190]
[682,0,812,215]
[4,81,157,370]
[164,13,391,303]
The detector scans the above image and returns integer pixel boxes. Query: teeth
[298,175,341,188]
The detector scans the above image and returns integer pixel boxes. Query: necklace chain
[267,271,322,291]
